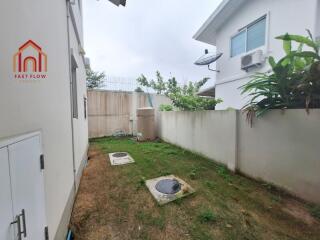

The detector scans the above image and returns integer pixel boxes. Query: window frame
[78,0,82,16]
[84,97,87,119]
[230,15,267,58]
[71,54,79,119]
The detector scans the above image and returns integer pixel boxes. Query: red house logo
[13,40,48,79]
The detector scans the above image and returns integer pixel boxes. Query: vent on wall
[241,50,264,72]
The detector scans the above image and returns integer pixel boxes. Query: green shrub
[159,104,174,111]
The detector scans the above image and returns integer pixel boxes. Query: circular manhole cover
[112,152,128,158]
[155,179,181,194]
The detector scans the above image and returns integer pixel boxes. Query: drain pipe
[66,230,74,240]
[66,0,77,194]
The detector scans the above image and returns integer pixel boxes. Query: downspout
[66,0,77,195]
[147,92,153,108]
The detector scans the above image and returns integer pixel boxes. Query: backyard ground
[70,137,320,240]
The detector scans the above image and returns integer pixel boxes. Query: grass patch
[216,165,232,182]
[198,209,218,223]
[136,211,166,230]
[310,205,320,220]
[70,137,320,240]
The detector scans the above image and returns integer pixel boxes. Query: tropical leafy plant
[241,30,320,122]
[137,71,223,111]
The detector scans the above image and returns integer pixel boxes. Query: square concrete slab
[145,175,195,205]
[108,152,135,166]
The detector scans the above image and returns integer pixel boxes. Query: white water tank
[137,107,155,141]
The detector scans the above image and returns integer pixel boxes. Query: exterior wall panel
[159,111,238,171]
[0,0,88,238]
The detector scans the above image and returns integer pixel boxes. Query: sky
[83,0,223,89]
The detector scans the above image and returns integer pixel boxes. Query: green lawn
[71,137,320,240]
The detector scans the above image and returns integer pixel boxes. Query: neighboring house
[197,86,215,98]
[194,0,320,110]
[0,1,125,240]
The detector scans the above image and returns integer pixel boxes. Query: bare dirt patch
[282,199,318,225]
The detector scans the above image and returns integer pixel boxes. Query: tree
[137,71,166,94]
[134,87,144,93]
[136,72,223,111]
[86,68,106,89]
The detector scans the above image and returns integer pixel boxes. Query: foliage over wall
[137,71,222,111]
[86,68,106,89]
[159,104,174,112]
[241,30,320,120]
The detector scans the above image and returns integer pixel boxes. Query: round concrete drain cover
[155,179,181,194]
[112,152,128,158]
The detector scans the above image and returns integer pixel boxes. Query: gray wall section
[238,109,320,204]
[159,111,238,171]
[88,90,171,138]
[159,109,320,204]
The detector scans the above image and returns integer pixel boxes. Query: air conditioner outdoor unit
[241,50,264,71]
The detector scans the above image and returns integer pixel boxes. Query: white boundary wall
[159,109,320,204]
[88,90,170,138]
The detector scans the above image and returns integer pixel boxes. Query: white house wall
[209,0,319,109]
[70,1,85,47]
[0,0,88,239]
[69,1,89,189]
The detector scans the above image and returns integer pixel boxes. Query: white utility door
[8,135,47,240]
[0,147,14,240]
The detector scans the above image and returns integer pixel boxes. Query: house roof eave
[193,0,231,44]
[193,0,246,45]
